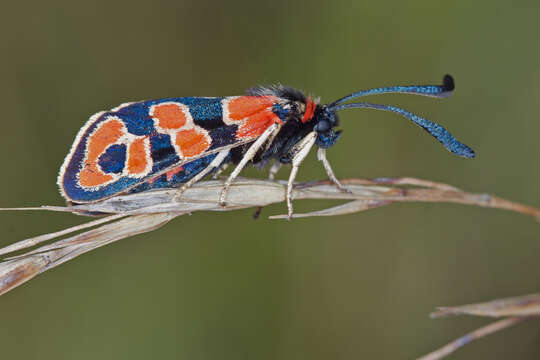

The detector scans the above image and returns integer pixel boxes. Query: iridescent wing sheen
[58,95,284,203]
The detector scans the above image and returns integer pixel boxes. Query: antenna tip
[443,74,455,92]
[461,147,475,159]
[451,142,475,159]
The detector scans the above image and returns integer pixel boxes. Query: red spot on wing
[148,176,158,185]
[302,98,316,123]
[236,110,279,139]
[152,103,187,129]
[228,96,277,120]
[127,138,148,175]
[166,166,184,182]
[226,96,282,140]
[175,129,210,158]
[79,119,124,187]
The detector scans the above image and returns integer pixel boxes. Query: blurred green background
[0,1,538,359]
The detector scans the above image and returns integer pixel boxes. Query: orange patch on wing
[79,166,114,187]
[79,119,125,187]
[175,129,210,158]
[152,103,187,129]
[228,96,277,121]
[86,119,124,163]
[236,111,278,139]
[166,166,184,182]
[127,138,148,175]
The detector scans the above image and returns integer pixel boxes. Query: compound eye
[315,119,331,133]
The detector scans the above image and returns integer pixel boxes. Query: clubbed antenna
[329,75,455,107]
[330,101,475,158]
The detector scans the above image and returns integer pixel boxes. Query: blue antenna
[330,75,455,107]
[329,75,475,158]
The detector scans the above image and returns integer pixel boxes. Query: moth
[58,75,474,218]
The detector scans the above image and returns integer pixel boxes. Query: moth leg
[220,123,281,207]
[268,161,282,181]
[176,150,230,200]
[286,132,317,219]
[212,162,229,179]
[317,148,351,193]
[252,161,283,219]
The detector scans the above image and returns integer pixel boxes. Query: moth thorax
[301,97,318,123]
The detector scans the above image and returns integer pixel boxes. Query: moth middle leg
[252,161,283,219]
[219,123,281,207]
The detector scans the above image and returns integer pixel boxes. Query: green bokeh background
[1,1,539,359]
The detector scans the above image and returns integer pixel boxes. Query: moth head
[311,104,342,148]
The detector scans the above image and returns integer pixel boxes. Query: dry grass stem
[417,317,531,360]
[2,177,538,218]
[0,176,538,358]
[432,293,540,318]
[0,213,176,296]
[416,293,540,359]
[0,176,538,298]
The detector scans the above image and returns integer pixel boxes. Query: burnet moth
[58,75,474,218]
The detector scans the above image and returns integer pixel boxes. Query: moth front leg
[286,132,317,219]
